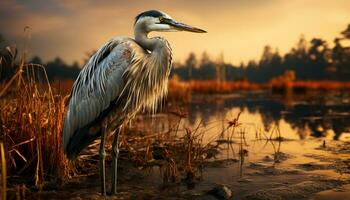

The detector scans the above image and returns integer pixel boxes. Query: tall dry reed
[0,58,69,187]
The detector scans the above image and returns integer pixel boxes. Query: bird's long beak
[162,18,206,33]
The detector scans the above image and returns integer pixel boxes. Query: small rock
[239,149,249,156]
[263,155,273,162]
[207,184,233,200]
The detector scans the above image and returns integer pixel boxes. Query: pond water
[181,90,350,142]
[137,90,350,199]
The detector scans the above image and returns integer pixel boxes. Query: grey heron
[62,10,206,195]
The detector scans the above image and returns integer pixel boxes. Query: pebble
[207,184,233,200]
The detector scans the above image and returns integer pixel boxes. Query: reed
[0,57,69,187]
[1,142,6,200]
[168,76,350,94]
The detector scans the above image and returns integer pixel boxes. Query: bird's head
[134,10,206,33]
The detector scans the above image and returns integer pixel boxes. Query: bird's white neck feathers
[119,21,173,117]
[134,16,174,51]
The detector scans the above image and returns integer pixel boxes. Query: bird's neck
[134,25,172,67]
[134,26,159,51]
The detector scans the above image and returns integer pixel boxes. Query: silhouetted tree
[200,51,211,67]
[0,34,14,82]
[0,34,6,49]
[341,24,350,39]
[185,52,197,78]
[31,56,43,65]
[43,57,80,81]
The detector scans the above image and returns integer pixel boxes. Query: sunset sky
[0,0,349,65]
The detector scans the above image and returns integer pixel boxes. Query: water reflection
[185,91,350,141]
[130,91,350,196]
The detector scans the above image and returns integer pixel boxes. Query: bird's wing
[62,37,136,153]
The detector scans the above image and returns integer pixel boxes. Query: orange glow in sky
[0,0,349,65]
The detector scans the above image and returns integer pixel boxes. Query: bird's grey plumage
[62,36,172,157]
[62,37,126,156]
[122,37,172,115]
[61,9,205,195]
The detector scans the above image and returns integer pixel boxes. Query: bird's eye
[159,16,164,21]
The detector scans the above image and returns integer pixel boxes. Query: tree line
[173,24,350,82]
[0,35,80,82]
[1,23,350,83]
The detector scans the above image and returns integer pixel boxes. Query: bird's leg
[99,124,107,196]
[111,127,121,195]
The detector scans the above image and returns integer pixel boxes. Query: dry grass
[1,142,6,200]
[109,110,247,185]
[118,112,209,184]
[168,75,350,94]
[0,59,69,188]
[290,81,350,90]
